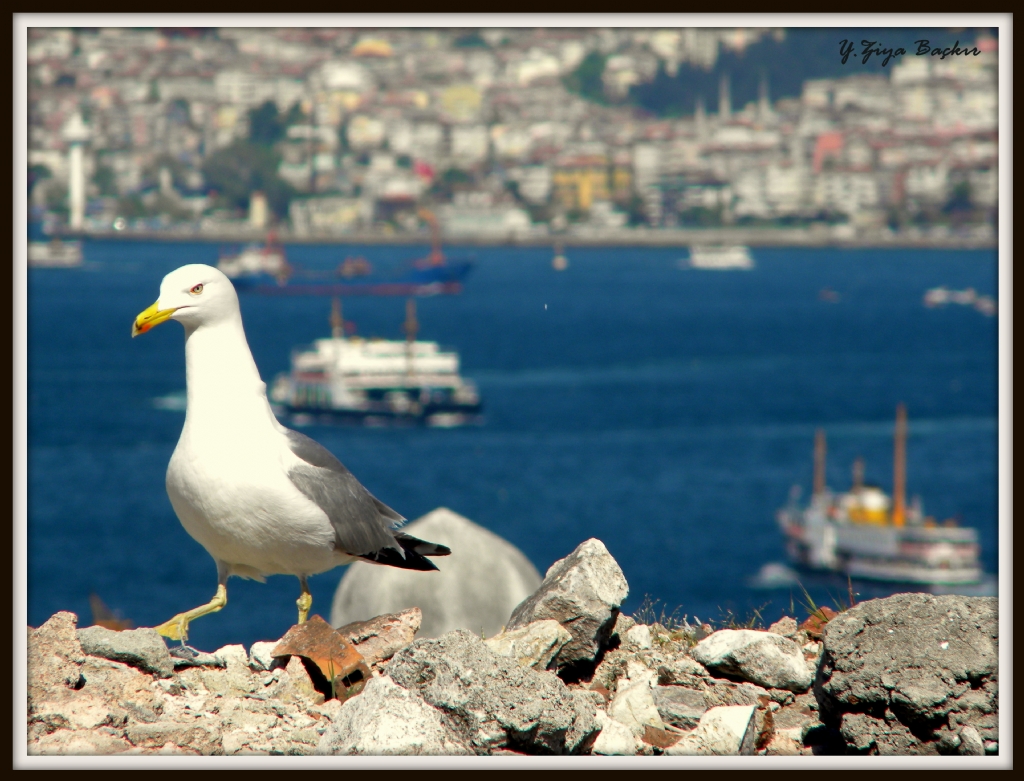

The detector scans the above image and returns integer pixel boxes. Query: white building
[450,124,489,166]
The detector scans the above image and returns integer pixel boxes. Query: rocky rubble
[25,539,1000,758]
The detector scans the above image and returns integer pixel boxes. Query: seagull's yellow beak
[132,301,178,338]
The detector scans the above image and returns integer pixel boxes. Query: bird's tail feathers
[357,532,451,571]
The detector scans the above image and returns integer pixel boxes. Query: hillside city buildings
[26,27,998,244]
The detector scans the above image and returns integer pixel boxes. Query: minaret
[695,96,707,140]
[758,73,771,123]
[892,404,907,527]
[718,73,731,123]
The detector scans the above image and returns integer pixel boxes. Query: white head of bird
[132,264,240,337]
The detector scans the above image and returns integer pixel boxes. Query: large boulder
[384,629,598,755]
[691,629,813,692]
[505,538,629,675]
[816,593,998,755]
[330,508,542,639]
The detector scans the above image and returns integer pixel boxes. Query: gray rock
[623,624,653,650]
[592,711,638,755]
[769,690,821,746]
[767,616,799,638]
[318,676,472,755]
[331,508,542,639]
[656,655,713,688]
[652,685,709,730]
[248,641,281,672]
[608,676,664,736]
[77,625,175,678]
[506,538,629,673]
[484,619,572,671]
[385,629,597,754]
[692,629,813,692]
[817,593,998,755]
[958,725,985,756]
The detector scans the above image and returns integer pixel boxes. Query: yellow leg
[297,578,312,624]
[153,584,228,642]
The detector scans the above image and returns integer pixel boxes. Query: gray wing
[284,429,405,556]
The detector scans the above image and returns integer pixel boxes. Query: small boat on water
[270,298,483,427]
[217,234,291,284]
[222,216,473,297]
[923,286,996,316]
[777,405,983,585]
[685,245,754,270]
[28,238,83,268]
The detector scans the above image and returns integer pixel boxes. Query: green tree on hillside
[201,139,294,220]
[563,51,608,105]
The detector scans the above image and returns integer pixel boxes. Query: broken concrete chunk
[665,704,758,756]
[592,711,639,755]
[335,607,422,667]
[607,676,665,737]
[692,629,813,692]
[317,675,472,756]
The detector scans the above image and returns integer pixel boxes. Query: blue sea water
[26,241,1000,651]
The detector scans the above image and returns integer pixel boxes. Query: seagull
[132,264,450,642]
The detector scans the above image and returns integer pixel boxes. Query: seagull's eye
[190,284,204,295]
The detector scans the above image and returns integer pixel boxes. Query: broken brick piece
[272,615,371,702]
[799,607,838,639]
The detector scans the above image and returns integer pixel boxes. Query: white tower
[62,113,90,231]
[718,73,731,123]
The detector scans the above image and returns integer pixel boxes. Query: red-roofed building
[813,131,844,174]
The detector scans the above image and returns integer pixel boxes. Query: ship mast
[330,296,344,340]
[892,403,907,527]
[852,456,864,492]
[403,298,418,379]
[813,428,826,497]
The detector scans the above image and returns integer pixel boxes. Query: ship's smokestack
[892,404,907,526]
[813,428,826,496]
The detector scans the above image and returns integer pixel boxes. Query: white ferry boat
[776,405,983,585]
[686,245,754,270]
[28,238,83,268]
[218,236,290,284]
[270,298,482,427]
